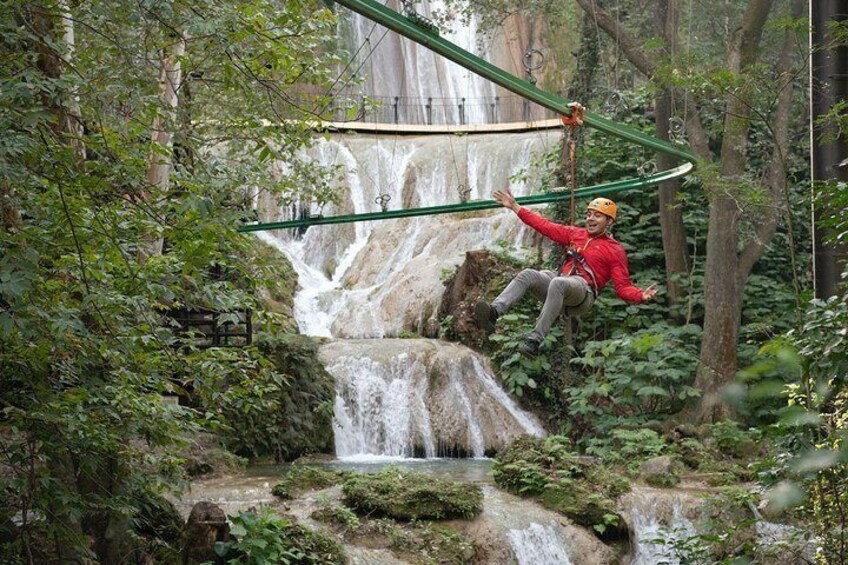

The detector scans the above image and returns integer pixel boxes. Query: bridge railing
[330,93,558,125]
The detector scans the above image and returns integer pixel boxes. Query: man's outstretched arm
[492,188,575,245]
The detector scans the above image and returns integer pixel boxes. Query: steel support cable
[239,0,696,233]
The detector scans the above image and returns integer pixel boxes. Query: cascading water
[323,340,545,458]
[255,0,559,459]
[341,0,545,124]
[619,486,703,564]
[258,129,553,458]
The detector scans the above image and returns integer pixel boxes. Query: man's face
[585,209,612,236]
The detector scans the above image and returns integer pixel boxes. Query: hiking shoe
[474,300,498,335]
[518,337,541,357]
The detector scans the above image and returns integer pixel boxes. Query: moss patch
[312,499,477,564]
[493,435,630,538]
[272,465,350,499]
[250,240,299,332]
[341,467,483,521]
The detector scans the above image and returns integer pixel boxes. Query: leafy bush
[708,420,763,459]
[189,333,335,461]
[566,323,701,442]
[214,508,346,565]
[488,312,563,397]
[584,428,668,464]
[341,467,483,521]
[737,293,848,562]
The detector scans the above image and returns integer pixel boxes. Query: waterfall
[321,340,545,459]
[341,0,545,124]
[508,522,574,565]
[256,2,556,460]
[620,487,701,564]
[259,130,555,458]
[484,486,614,564]
[259,131,557,338]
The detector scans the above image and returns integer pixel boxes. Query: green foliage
[736,292,848,562]
[492,436,630,536]
[310,496,476,564]
[341,467,483,521]
[584,428,668,465]
[189,333,336,461]
[214,508,346,565]
[566,323,702,442]
[709,421,763,460]
[488,312,561,397]
[0,0,343,559]
[272,465,349,500]
[649,487,811,565]
[310,500,361,532]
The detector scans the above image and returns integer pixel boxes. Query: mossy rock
[272,465,350,499]
[644,472,680,488]
[493,435,631,538]
[341,467,483,521]
[185,447,247,478]
[277,523,347,565]
[673,437,709,469]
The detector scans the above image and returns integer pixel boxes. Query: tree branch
[737,0,805,282]
[573,0,656,77]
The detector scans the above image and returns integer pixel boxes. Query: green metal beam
[237,0,697,233]
[238,163,692,232]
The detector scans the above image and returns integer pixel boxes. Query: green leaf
[636,386,669,397]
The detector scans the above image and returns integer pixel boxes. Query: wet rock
[638,455,681,488]
[437,249,526,348]
[493,436,631,542]
[181,502,230,565]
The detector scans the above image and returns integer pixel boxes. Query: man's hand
[641,283,658,302]
[493,188,520,213]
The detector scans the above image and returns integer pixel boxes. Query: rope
[560,103,585,224]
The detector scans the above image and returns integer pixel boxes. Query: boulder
[638,455,681,487]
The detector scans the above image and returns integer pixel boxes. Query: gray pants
[491,269,595,342]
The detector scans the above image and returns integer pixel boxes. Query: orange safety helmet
[587,197,617,220]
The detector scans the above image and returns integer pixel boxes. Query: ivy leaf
[636,386,669,397]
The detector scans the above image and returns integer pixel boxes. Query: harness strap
[563,248,599,296]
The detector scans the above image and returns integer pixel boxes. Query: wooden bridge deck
[315,118,563,135]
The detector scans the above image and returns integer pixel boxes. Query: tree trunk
[139,33,185,263]
[26,5,94,561]
[1,180,22,234]
[692,0,775,421]
[30,1,85,161]
[693,194,741,421]
[654,0,689,308]
[655,90,690,308]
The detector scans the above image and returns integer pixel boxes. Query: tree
[565,0,807,420]
[1,0,342,561]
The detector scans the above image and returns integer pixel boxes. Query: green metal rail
[238,0,696,233]
[238,163,691,232]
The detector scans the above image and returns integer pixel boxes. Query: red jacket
[518,208,645,303]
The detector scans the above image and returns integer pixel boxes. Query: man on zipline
[475,188,657,357]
